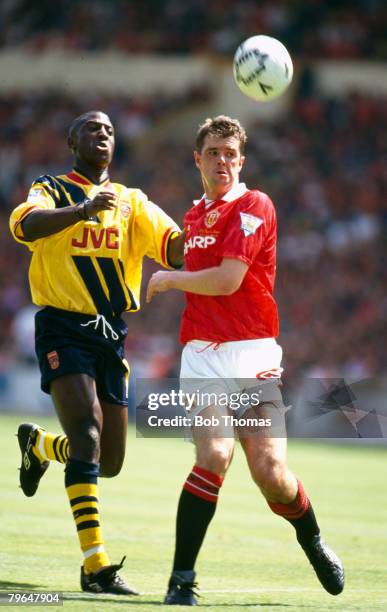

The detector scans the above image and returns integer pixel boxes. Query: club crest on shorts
[47,350,60,370]
[240,212,263,236]
[204,209,220,228]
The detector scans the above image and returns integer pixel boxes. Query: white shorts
[180,338,283,413]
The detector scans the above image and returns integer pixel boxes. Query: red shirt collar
[67,169,111,187]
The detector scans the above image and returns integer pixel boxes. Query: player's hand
[146,271,173,303]
[86,191,117,215]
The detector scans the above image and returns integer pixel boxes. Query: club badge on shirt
[120,204,131,218]
[204,209,220,228]
[240,212,263,237]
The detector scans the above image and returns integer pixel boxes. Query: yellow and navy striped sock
[33,430,69,464]
[65,459,110,574]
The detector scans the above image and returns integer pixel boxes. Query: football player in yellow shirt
[10,110,184,595]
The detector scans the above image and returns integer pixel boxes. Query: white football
[233,35,293,102]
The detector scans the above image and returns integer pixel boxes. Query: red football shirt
[180,184,279,343]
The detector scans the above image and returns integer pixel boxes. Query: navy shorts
[35,307,129,406]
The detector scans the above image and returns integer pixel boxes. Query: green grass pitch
[1,412,387,611]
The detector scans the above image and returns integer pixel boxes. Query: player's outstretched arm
[21,191,117,241]
[146,257,248,302]
[167,230,185,268]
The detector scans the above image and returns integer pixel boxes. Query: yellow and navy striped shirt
[10,170,180,316]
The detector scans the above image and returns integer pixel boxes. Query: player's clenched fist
[87,191,117,214]
[146,271,173,302]
[74,191,117,220]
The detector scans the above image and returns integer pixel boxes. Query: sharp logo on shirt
[27,188,43,203]
[184,235,216,255]
[204,209,220,228]
[240,212,263,237]
[71,227,119,250]
[47,351,60,370]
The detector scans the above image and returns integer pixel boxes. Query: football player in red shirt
[147,115,344,605]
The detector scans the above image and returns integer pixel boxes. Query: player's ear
[193,150,201,169]
[239,154,245,169]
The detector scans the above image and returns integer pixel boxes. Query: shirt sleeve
[216,194,275,266]
[133,190,181,269]
[9,177,56,247]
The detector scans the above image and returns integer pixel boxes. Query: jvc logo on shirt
[71,227,119,250]
[184,235,216,255]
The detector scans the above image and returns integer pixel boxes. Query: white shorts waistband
[186,338,278,352]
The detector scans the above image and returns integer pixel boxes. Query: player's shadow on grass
[0,586,160,606]
[61,596,310,608]
[61,593,161,605]
[0,580,45,590]
[0,585,318,608]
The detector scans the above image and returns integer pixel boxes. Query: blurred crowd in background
[1,83,386,389]
[1,0,386,58]
[0,0,386,403]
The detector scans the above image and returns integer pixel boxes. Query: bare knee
[68,420,101,463]
[196,442,234,476]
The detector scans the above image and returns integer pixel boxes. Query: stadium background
[0,0,386,426]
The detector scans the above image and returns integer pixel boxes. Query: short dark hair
[68,110,111,140]
[195,115,247,153]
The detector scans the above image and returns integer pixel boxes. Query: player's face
[73,112,115,168]
[194,135,245,200]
